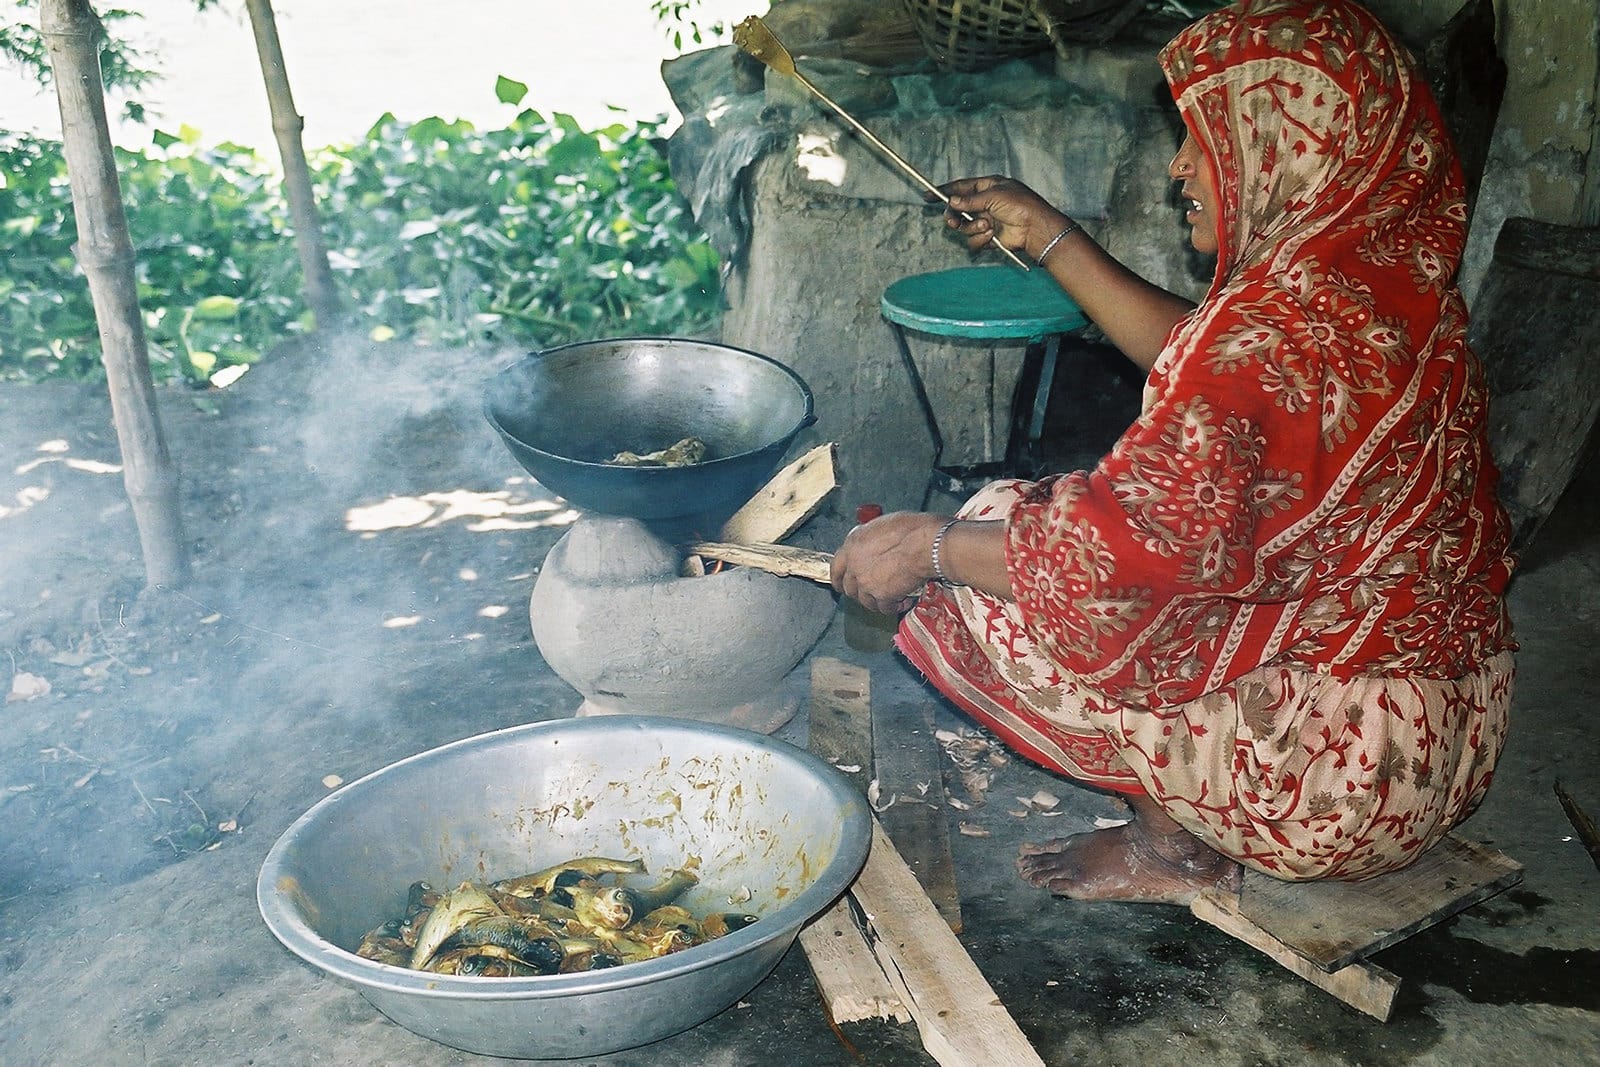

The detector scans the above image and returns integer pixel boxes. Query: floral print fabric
[899,482,1512,880]
[895,0,1517,878]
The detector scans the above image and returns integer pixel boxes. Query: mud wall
[1458,0,1600,298]
[1368,0,1600,294]
[668,43,1203,519]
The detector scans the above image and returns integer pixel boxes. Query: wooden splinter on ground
[1554,780,1600,872]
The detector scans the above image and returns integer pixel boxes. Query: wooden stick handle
[1555,780,1600,872]
[686,541,834,584]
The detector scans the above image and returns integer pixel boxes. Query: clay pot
[530,516,835,733]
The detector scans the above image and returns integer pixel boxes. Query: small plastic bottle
[842,504,900,653]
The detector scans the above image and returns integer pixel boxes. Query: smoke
[194,333,578,726]
[0,332,581,903]
[296,333,508,496]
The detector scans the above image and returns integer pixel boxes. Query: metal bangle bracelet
[1035,222,1082,266]
[930,518,960,586]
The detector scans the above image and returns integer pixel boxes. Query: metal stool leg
[1029,334,1060,447]
[1003,334,1054,477]
[894,323,1069,503]
[891,323,948,509]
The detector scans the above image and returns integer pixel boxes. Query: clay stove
[485,338,831,733]
[529,515,834,734]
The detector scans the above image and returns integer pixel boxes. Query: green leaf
[494,75,529,106]
[545,131,603,173]
[192,295,240,321]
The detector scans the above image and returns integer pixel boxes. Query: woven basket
[900,0,1053,72]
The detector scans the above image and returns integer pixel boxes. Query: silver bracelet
[1035,222,1082,266]
[930,518,960,586]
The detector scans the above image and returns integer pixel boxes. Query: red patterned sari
[897,0,1516,880]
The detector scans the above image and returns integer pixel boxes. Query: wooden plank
[1554,780,1600,872]
[799,657,910,1026]
[1236,835,1524,972]
[797,897,912,1024]
[719,442,838,544]
[873,698,962,932]
[686,541,832,584]
[852,821,1044,1067]
[807,657,874,796]
[1191,889,1402,1022]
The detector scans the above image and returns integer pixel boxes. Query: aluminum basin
[257,716,870,1060]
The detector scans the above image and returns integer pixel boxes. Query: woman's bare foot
[1015,797,1242,905]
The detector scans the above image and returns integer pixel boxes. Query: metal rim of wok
[481,336,817,520]
[485,337,818,472]
[255,716,870,1003]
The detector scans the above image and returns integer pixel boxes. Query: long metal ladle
[732,15,1031,272]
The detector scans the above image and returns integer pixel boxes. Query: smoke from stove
[0,333,577,901]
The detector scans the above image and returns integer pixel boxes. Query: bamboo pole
[40,0,189,589]
[244,0,340,327]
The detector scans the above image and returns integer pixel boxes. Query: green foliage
[0,124,305,382]
[316,98,721,350]
[650,0,728,52]
[1,1,160,124]
[0,100,722,384]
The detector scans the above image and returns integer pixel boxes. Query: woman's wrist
[1034,217,1084,266]
[926,517,1014,601]
[1025,211,1075,261]
[930,517,961,586]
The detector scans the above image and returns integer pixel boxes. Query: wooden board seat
[1193,835,1523,1020]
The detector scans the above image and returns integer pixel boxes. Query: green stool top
[881,265,1088,341]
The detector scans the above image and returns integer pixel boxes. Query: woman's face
[1169,131,1219,256]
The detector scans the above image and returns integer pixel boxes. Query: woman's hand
[942,175,1196,374]
[831,511,947,616]
[941,176,1071,261]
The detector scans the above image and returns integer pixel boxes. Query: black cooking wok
[484,337,815,525]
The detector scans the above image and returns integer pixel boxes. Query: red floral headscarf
[1164,0,1466,292]
[996,0,1514,707]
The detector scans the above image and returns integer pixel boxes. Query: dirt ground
[1,333,1597,1066]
